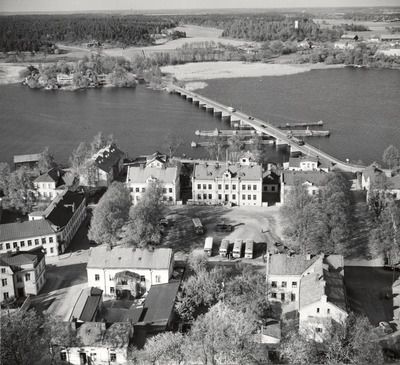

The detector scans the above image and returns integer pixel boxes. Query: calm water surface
[0,67,399,167]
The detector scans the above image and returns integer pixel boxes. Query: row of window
[60,352,117,362]
[95,274,161,284]
[197,194,259,201]
[271,281,297,288]
[197,183,259,191]
[0,237,53,251]
[130,187,173,193]
[36,183,55,189]
[3,273,32,286]
[271,292,296,301]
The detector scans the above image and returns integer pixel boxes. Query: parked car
[248,116,255,120]
[379,321,393,334]
[216,222,233,232]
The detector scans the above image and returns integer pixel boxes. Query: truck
[204,237,213,256]
[227,107,236,113]
[219,239,229,257]
[244,239,254,259]
[232,239,243,258]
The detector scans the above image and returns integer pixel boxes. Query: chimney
[306,254,312,260]
[321,293,327,302]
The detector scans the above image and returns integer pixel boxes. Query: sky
[0,0,398,13]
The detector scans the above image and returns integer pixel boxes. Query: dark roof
[281,171,327,186]
[269,253,319,275]
[0,248,45,268]
[194,162,262,181]
[45,191,85,228]
[34,168,60,184]
[93,145,125,173]
[71,287,103,322]
[0,220,55,242]
[263,171,280,185]
[140,281,180,326]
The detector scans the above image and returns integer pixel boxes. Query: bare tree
[163,133,182,160]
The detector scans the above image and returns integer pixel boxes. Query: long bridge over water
[167,85,365,173]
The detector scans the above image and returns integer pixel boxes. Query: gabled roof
[0,248,45,267]
[194,162,262,181]
[34,168,60,184]
[263,171,280,185]
[127,165,178,184]
[269,253,319,276]
[93,145,125,173]
[0,220,55,242]
[44,191,85,228]
[139,281,180,326]
[281,171,327,186]
[87,246,173,270]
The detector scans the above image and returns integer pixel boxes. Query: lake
[0,67,399,167]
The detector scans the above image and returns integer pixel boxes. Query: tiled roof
[77,322,131,348]
[13,153,41,164]
[0,248,45,267]
[140,281,180,326]
[127,165,178,184]
[193,162,262,181]
[87,246,173,270]
[45,191,85,228]
[281,171,327,186]
[299,256,347,312]
[269,253,319,276]
[0,220,55,242]
[92,145,125,173]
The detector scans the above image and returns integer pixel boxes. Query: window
[232,194,236,200]
[242,185,246,190]
[28,240,32,246]
[110,287,115,294]
[208,184,212,189]
[140,275,146,283]
[1,268,5,274]
[218,184,222,189]
[142,188,145,192]
[203,194,207,199]
[155,275,161,283]
[120,279,127,285]
[327,308,330,314]
[292,281,297,288]
[168,197,172,201]
[253,185,257,190]
[136,187,140,192]
[110,353,117,362]
[25,273,31,281]
[247,195,251,200]
[291,293,296,301]
[232,184,236,190]
[253,195,256,200]
[242,194,246,200]
[2,279,7,286]
[271,281,277,288]
[3,292,9,300]
[316,328,323,333]
[225,184,229,190]
[271,186,276,191]
[50,248,54,253]
[35,239,39,245]
[197,184,201,189]
[317,308,320,313]
[202,184,206,189]
[42,238,46,244]
[281,293,285,301]
[197,194,201,199]
[17,276,22,283]
[13,242,17,248]
[6,243,10,250]
[162,188,166,193]
[208,194,212,199]
[247,185,251,190]
[281,281,287,288]
[20,241,25,247]
[95,274,100,281]
[271,292,277,298]
[60,352,67,361]
[91,353,97,361]
[129,187,133,192]
[218,194,222,200]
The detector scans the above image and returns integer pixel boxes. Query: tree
[6,166,37,213]
[228,134,245,161]
[251,133,268,165]
[1,309,45,365]
[205,136,229,161]
[0,162,11,195]
[37,146,57,174]
[88,182,131,245]
[124,180,165,247]
[184,302,258,365]
[133,332,185,365]
[107,65,136,87]
[383,145,399,170]
[163,133,182,160]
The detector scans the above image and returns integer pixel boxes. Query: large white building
[283,156,330,172]
[192,162,263,206]
[0,248,46,303]
[267,253,348,341]
[126,157,180,205]
[87,246,174,298]
[0,190,86,257]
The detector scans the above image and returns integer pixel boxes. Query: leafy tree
[37,146,57,174]
[88,182,131,245]
[6,166,37,213]
[368,170,392,218]
[163,133,182,160]
[184,302,258,365]
[0,309,45,365]
[187,251,208,273]
[0,162,11,195]
[251,133,269,165]
[383,145,399,170]
[124,180,165,247]
[107,66,136,87]
[133,332,185,365]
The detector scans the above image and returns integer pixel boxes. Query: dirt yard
[161,204,283,262]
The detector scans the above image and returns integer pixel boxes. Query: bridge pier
[192,99,199,105]
[205,105,214,112]
[276,138,288,147]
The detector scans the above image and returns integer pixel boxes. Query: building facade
[192,162,263,206]
[0,248,46,303]
[126,158,180,205]
[87,246,174,298]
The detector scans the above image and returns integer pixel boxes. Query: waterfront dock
[288,129,330,137]
[276,121,323,128]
